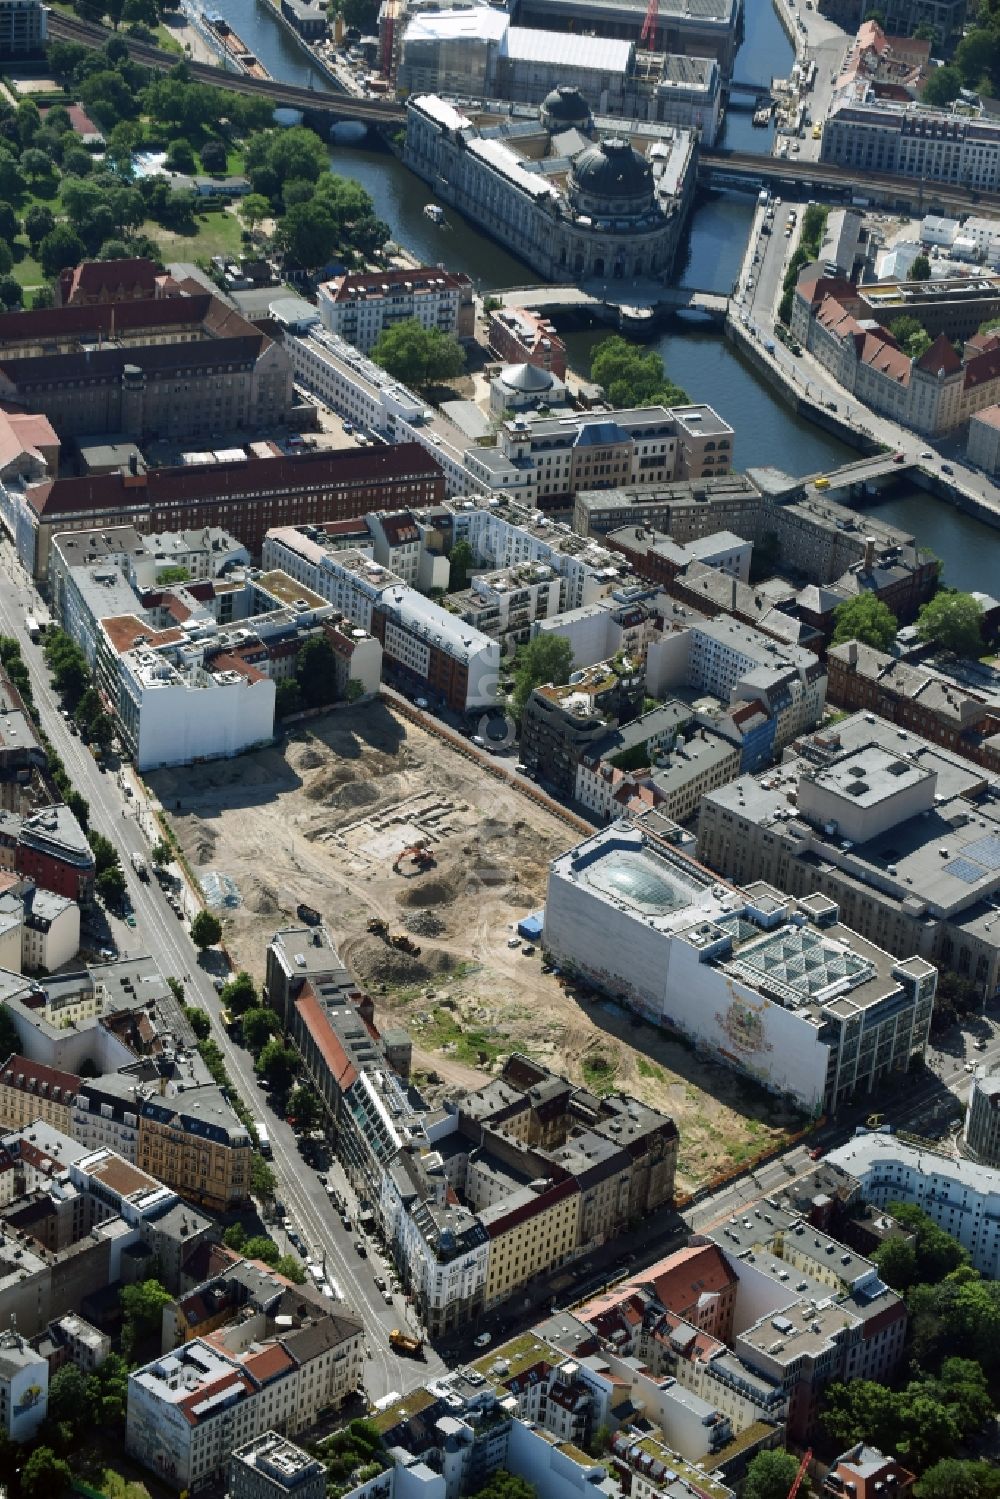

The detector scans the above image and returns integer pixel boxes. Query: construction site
[149,700,797,1193]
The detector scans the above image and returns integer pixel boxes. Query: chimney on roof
[864,536,876,572]
[847,640,858,666]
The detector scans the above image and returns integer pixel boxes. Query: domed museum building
[404,87,698,283]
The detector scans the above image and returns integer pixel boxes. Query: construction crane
[787,1449,812,1499]
[640,0,658,50]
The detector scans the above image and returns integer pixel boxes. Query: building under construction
[396,4,724,139]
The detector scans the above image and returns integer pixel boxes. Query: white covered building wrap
[543,819,934,1114]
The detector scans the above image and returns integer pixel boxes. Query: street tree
[287,1084,320,1130]
[916,591,984,656]
[257,1039,298,1091]
[242,1006,278,1053]
[220,970,258,1014]
[190,909,222,949]
[831,594,898,651]
[97,867,127,905]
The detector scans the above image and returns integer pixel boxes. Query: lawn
[11,241,44,293]
[141,206,245,263]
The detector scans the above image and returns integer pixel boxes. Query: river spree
[207,0,997,588]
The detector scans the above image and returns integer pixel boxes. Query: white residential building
[0,884,80,974]
[284,328,477,495]
[262,528,501,712]
[0,1327,47,1441]
[826,1129,1000,1277]
[127,1316,365,1493]
[316,267,474,351]
[647,615,827,756]
[112,641,276,772]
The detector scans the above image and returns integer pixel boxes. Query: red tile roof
[635,1244,737,1314]
[28,445,442,519]
[243,1342,295,1384]
[295,988,359,1092]
[916,332,963,376]
[0,1053,80,1104]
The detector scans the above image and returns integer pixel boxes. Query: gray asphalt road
[0,539,442,1402]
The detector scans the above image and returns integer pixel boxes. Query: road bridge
[48,11,406,126]
[495,282,728,326]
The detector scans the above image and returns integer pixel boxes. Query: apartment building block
[488,307,567,380]
[127,1303,365,1493]
[827,639,1000,774]
[964,1072,1000,1169]
[519,663,659,794]
[828,1128,1000,1276]
[0,1056,79,1136]
[137,1086,251,1214]
[316,268,475,351]
[465,406,734,508]
[697,711,1000,999]
[262,527,500,712]
[0,284,292,443]
[0,804,95,905]
[3,445,445,579]
[230,1432,327,1499]
[0,0,47,55]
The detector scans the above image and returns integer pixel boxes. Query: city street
[773,0,850,164]
[0,537,443,1404]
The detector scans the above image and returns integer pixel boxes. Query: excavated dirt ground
[150,702,796,1192]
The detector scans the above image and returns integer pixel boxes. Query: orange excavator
[393,842,436,874]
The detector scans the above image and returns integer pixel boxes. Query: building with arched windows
[403,92,697,285]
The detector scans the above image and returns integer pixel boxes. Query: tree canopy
[589,335,688,408]
[911,253,932,281]
[221,970,258,1015]
[742,1451,803,1499]
[831,594,898,651]
[916,592,984,656]
[512,634,574,720]
[190,908,222,949]
[372,319,465,388]
[257,1039,298,1091]
[921,64,963,106]
[890,314,932,360]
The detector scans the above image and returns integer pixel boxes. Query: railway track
[48,10,405,125]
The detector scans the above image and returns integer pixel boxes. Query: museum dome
[498,362,554,393]
[540,86,592,131]
[571,138,653,202]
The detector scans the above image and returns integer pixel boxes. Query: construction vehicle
[787,1449,811,1499]
[390,934,421,956]
[393,842,436,875]
[389,1329,424,1357]
[367,918,389,937]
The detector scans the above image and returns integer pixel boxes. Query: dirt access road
[151,701,795,1192]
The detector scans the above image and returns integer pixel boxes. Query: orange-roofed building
[822,1444,914,1498]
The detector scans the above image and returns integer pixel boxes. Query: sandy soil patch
[151,701,796,1191]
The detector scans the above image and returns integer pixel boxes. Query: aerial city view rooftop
[0,0,997,1494]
